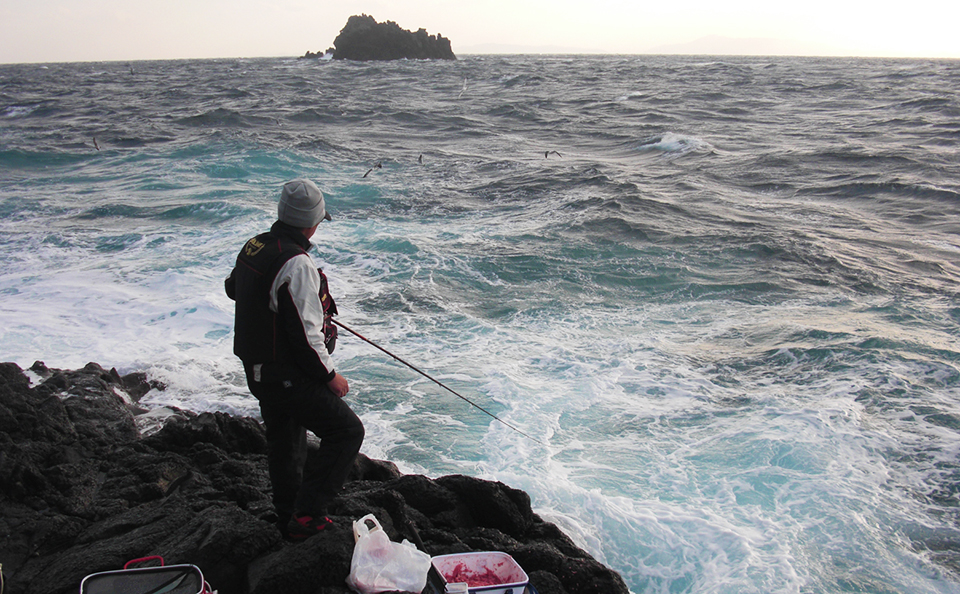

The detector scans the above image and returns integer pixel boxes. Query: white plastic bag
[346,513,431,594]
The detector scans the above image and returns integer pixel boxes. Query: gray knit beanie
[277,179,332,227]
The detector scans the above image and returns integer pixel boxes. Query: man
[225,178,364,540]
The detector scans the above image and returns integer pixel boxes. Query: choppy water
[2,54,960,593]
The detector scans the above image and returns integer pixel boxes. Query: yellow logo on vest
[244,237,266,257]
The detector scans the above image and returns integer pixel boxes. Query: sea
[1,54,959,593]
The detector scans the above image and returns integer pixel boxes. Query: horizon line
[3,51,959,66]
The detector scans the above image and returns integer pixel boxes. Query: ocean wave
[0,148,89,169]
[637,133,712,156]
[483,103,542,121]
[75,204,152,220]
[1,103,42,118]
[71,200,252,226]
[616,90,646,102]
[287,107,342,123]
[897,95,958,113]
[498,73,544,88]
[805,179,960,204]
[176,107,273,128]
[94,233,144,253]
[157,201,252,223]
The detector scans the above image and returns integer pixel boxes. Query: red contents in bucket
[443,562,504,587]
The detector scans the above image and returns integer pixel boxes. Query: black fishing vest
[228,221,311,364]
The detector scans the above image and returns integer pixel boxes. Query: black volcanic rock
[0,361,627,594]
[301,47,334,60]
[330,15,455,61]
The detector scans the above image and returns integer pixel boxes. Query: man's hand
[328,372,349,398]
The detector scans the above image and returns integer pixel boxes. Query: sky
[1,0,958,64]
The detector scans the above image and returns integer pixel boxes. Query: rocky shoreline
[0,361,627,594]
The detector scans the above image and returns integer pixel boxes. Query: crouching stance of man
[225,179,364,540]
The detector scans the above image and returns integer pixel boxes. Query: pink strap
[123,556,165,569]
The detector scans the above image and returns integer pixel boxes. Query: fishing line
[332,319,545,446]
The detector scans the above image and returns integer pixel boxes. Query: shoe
[285,514,333,540]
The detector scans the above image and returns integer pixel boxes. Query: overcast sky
[1,0,958,64]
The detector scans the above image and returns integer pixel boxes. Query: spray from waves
[2,104,44,118]
[637,132,713,156]
[0,155,274,419]
[617,91,647,102]
[315,197,960,593]
[451,293,960,593]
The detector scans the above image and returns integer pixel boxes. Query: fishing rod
[331,318,546,447]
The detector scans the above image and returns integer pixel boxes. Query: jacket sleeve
[224,269,236,300]
[270,254,336,383]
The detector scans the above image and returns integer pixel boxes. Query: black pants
[244,363,364,525]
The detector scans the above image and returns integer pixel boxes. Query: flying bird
[418,154,423,164]
[363,161,382,178]
[93,137,100,151]
[545,150,562,158]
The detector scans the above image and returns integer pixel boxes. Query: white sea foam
[2,105,39,118]
[637,132,712,156]
[617,91,647,102]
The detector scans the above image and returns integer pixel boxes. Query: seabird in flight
[363,161,382,178]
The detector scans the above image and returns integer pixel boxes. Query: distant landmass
[457,43,607,55]
[456,36,845,57]
[302,14,455,61]
[645,35,844,56]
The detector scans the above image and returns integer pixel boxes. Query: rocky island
[0,361,627,594]
[302,15,456,61]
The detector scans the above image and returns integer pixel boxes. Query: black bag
[80,556,212,594]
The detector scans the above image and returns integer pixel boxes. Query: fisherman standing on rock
[225,179,364,540]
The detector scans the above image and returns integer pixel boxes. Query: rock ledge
[0,361,626,594]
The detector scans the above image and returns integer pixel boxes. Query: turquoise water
[2,55,960,593]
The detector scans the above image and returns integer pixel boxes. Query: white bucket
[431,552,529,594]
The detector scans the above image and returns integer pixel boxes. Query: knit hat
[277,179,332,227]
